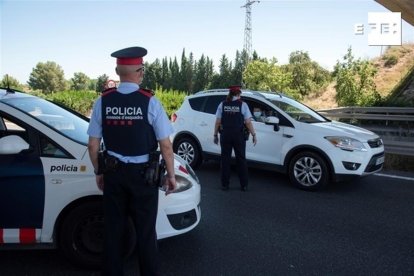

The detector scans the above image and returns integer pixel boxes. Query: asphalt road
[1,162,413,276]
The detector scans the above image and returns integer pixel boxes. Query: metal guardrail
[317,107,414,156]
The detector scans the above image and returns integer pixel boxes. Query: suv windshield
[265,94,328,123]
[3,97,89,145]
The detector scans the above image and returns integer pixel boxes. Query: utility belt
[219,125,250,141]
[97,150,166,187]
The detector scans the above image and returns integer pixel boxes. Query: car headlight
[325,136,367,152]
[160,174,193,193]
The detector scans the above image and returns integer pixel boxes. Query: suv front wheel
[173,136,201,169]
[288,151,329,191]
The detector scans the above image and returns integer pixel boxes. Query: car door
[0,113,44,243]
[243,99,284,165]
[197,95,226,155]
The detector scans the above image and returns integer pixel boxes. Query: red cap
[229,85,242,93]
[116,57,143,65]
[111,46,147,65]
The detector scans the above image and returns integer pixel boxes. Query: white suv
[171,89,384,191]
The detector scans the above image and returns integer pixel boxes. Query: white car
[171,89,384,191]
[0,88,201,267]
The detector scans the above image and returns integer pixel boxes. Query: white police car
[171,89,385,191]
[0,88,201,267]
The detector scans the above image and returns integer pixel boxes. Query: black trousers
[220,129,248,188]
[103,163,159,276]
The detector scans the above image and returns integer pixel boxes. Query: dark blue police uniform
[87,46,172,276]
[101,88,160,276]
[219,99,249,190]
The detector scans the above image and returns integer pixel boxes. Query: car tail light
[171,113,177,122]
[178,165,188,175]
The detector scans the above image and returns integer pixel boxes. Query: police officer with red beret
[87,46,176,276]
[213,85,257,191]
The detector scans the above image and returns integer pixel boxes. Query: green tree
[0,75,24,90]
[95,74,109,92]
[28,61,66,94]
[142,61,157,90]
[286,51,330,97]
[161,57,171,89]
[231,50,249,86]
[210,54,233,88]
[334,47,381,106]
[193,54,211,93]
[185,52,194,93]
[88,79,97,91]
[243,59,295,97]
[142,58,163,90]
[169,57,180,90]
[70,72,91,91]
[175,49,195,93]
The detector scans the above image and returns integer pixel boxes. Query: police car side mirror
[0,135,30,154]
[265,116,280,131]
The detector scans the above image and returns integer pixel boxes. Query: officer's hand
[96,175,104,191]
[252,134,257,146]
[213,135,219,145]
[165,176,177,195]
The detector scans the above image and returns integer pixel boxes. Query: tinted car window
[204,95,226,115]
[188,97,205,112]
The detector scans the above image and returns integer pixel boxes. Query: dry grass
[303,43,414,109]
[374,44,414,97]
[303,83,337,110]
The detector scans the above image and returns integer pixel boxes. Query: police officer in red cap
[87,46,177,276]
[213,85,257,191]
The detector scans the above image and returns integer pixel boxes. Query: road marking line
[375,173,414,181]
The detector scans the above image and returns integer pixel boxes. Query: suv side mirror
[0,135,30,154]
[265,116,280,131]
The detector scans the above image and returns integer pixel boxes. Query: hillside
[303,44,414,110]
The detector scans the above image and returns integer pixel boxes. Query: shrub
[382,55,398,68]
[31,88,186,118]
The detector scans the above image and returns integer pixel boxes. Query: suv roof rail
[194,89,229,95]
[247,90,267,99]
[194,89,267,99]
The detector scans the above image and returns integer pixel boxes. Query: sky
[1,0,414,84]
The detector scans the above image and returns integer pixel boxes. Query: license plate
[376,156,385,165]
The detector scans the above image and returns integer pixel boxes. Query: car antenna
[5,74,15,94]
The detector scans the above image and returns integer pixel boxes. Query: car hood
[310,121,379,141]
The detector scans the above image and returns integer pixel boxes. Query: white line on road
[375,173,414,181]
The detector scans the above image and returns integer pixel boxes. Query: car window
[243,99,268,120]
[203,95,226,115]
[2,97,89,145]
[40,134,70,158]
[0,116,29,145]
[266,95,327,123]
[188,97,205,112]
[243,98,293,127]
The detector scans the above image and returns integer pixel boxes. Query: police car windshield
[4,97,89,145]
[265,94,327,123]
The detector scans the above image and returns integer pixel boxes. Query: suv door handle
[199,122,208,126]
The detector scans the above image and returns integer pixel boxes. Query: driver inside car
[253,107,266,123]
